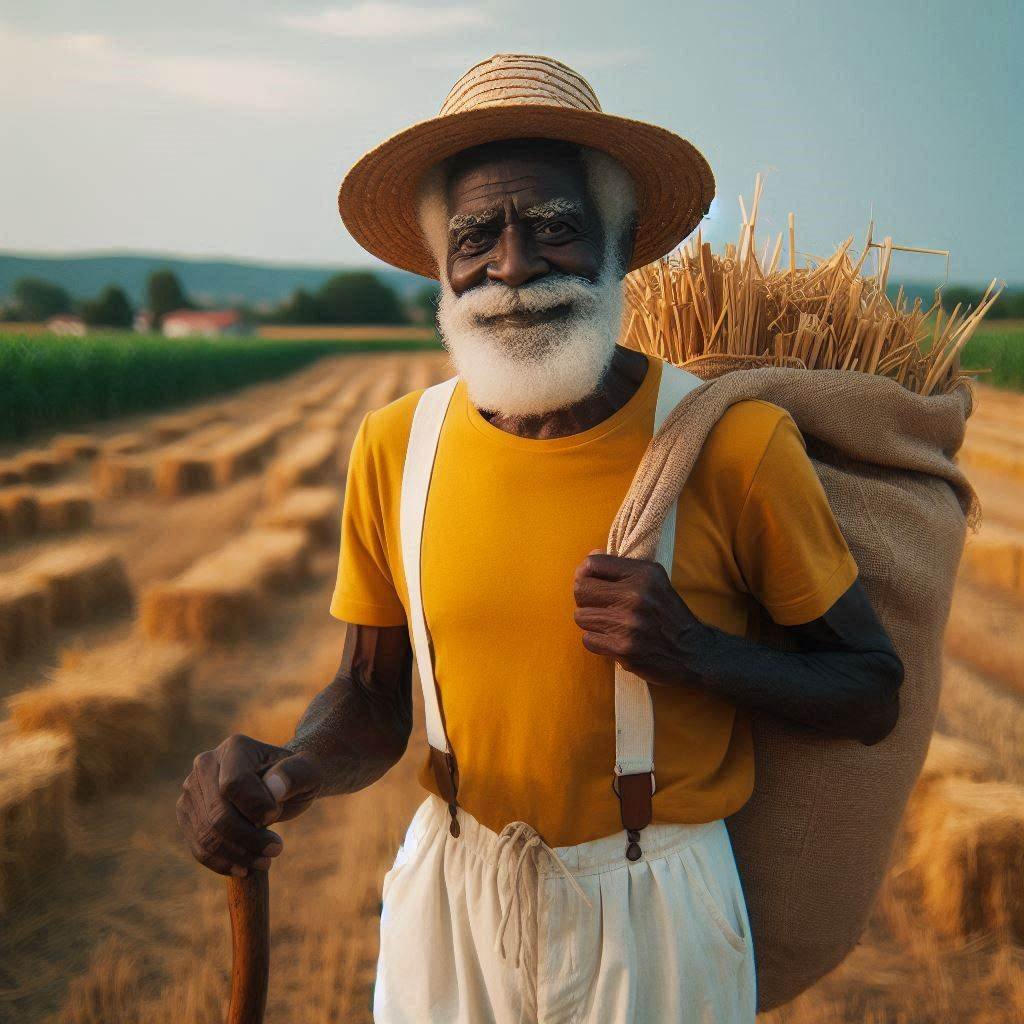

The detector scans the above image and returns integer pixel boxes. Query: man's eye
[459,230,492,248]
[536,221,570,237]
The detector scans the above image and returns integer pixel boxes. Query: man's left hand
[572,548,708,687]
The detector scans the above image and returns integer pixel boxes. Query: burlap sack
[607,366,979,1011]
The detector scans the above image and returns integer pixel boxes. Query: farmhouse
[161,309,247,338]
[44,314,86,336]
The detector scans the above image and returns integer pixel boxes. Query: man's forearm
[282,672,412,797]
[689,625,901,745]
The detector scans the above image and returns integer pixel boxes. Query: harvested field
[0,350,1020,1023]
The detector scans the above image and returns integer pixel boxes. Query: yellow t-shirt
[330,354,858,846]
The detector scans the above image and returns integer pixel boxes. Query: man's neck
[474,345,650,440]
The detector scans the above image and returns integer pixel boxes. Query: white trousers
[373,793,757,1023]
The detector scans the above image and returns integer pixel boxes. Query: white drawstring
[492,821,593,1013]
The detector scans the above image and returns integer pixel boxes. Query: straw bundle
[21,541,133,625]
[0,487,40,540]
[92,455,153,498]
[6,639,194,798]
[623,175,1002,396]
[14,449,64,483]
[255,486,340,546]
[960,522,1024,596]
[0,730,75,913]
[36,485,94,533]
[0,576,51,662]
[51,434,101,461]
[905,776,1024,941]
[264,430,339,502]
[140,527,312,643]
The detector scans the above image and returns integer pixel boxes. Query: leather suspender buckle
[429,745,462,838]
[612,771,655,861]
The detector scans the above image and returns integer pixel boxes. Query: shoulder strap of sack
[614,359,702,858]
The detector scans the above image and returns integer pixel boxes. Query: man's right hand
[176,734,323,878]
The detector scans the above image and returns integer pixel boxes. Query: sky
[1,0,1020,284]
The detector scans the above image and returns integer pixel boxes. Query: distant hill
[0,252,432,310]
[0,251,1014,317]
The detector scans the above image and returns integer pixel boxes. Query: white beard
[435,262,625,417]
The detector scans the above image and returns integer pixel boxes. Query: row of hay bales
[903,733,1024,943]
[0,357,403,912]
[0,484,93,542]
[0,542,133,662]
[0,641,194,912]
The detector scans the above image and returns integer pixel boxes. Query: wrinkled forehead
[443,138,592,224]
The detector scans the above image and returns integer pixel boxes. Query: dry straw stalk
[623,174,1003,396]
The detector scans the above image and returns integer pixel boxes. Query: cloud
[284,3,491,39]
[0,22,329,114]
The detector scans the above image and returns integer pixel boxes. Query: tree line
[1,269,441,330]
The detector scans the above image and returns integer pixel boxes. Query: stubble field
[0,350,1021,1022]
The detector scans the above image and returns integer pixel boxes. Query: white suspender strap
[399,375,459,753]
[614,362,703,787]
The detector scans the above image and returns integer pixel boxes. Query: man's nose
[487,224,548,288]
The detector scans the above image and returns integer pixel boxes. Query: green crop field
[0,330,442,442]
[960,320,1024,393]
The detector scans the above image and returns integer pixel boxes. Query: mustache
[451,273,604,325]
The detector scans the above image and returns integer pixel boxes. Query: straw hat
[337,53,715,280]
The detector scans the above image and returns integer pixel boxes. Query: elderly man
[177,54,903,1023]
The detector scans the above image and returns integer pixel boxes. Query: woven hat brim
[337,105,715,280]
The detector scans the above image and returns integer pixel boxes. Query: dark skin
[177,139,904,878]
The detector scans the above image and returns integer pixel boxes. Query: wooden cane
[226,870,270,1024]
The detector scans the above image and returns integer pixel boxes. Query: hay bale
[209,423,280,485]
[264,430,338,502]
[92,455,154,497]
[233,696,311,747]
[36,486,94,532]
[960,522,1024,595]
[152,423,236,498]
[151,408,228,443]
[52,434,101,461]
[906,777,1024,941]
[15,449,64,483]
[904,733,1000,841]
[6,639,194,798]
[0,487,40,540]
[0,730,75,913]
[102,432,149,456]
[140,528,312,643]
[255,487,340,546]
[22,542,133,625]
[0,576,51,662]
